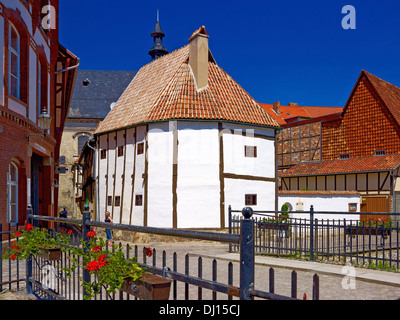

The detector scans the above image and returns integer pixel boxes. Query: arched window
[78,135,90,154]
[7,162,18,225]
[9,23,20,99]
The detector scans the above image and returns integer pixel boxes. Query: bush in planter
[63,230,144,300]
[2,224,72,261]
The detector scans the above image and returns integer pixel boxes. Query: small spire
[149,10,168,61]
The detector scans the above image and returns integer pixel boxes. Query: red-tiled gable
[362,70,400,127]
[260,103,342,125]
[96,31,278,135]
[280,154,400,177]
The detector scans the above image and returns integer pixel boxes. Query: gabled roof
[343,70,400,127]
[260,103,343,125]
[280,154,400,177]
[69,70,137,119]
[95,29,279,135]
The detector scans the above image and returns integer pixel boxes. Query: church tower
[149,11,168,60]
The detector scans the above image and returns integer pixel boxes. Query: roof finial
[157,9,159,22]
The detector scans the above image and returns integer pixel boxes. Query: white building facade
[95,26,279,229]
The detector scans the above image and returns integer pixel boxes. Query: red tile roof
[260,103,343,125]
[95,30,279,135]
[280,154,400,177]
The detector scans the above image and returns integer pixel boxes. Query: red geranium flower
[145,247,153,258]
[11,254,17,261]
[68,229,74,235]
[14,231,22,237]
[87,230,96,238]
[25,224,34,232]
[91,246,101,253]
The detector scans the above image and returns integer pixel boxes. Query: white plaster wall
[225,179,275,225]
[107,132,116,219]
[113,130,125,224]
[223,129,275,178]
[121,128,135,225]
[278,195,360,221]
[28,47,37,122]
[131,126,146,225]
[147,123,173,227]
[98,134,108,222]
[176,122,220,228]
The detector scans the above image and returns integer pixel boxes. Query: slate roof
[95,27,279,135]
[280,154,400,177]
[68,70,137,119]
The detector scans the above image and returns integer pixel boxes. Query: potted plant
[3,223,72,262]
[63,230,171,300]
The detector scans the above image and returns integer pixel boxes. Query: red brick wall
[322,76,400,160]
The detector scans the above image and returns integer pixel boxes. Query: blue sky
[59,0,400,108]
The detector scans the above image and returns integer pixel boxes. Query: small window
[348,203,357,212]
[107,196,113,206]
[135,195,143,206]
[244,146,257,158]
[78,135,89,154]
[9,23,20,99]
[118,146,124,157]
[339,153,350,160]
[375,150,386,156]
[137,142,144,155]
[101,149,107,159]
[114,196,121,207]
[245,194,257,206]
[7,162,18,225]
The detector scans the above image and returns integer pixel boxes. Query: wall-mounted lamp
[26,107,52,142]
[53,179,59,188]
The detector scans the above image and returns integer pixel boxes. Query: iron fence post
[240,207,254,300]
[310,205,314,261]
[82,206,91,299]
[26,206,33,294]
[228,205,232,253]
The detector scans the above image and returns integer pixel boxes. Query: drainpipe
[392,169,398,217]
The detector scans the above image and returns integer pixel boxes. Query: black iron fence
[230,206,400,270]
[1,208,320,300]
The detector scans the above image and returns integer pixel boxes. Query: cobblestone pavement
[2,241,400,300]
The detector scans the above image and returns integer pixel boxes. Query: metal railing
[14,207,320,300]
[230,205,400,269]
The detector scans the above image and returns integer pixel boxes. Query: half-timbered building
[94,26,280,229]
[280,70,400,215]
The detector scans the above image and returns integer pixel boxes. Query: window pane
[9,164,17,182]
[10,75,18,97]
[10,52,19,76]
[10,185,17,203]
[10,204,17,223]
[10,26,19,51]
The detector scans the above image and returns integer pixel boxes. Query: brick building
[0,0,78,229]
[280,70,400,215]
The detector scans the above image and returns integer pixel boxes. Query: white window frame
[7,162,18,225]
[9,23,20,99]
[38,61,42,115]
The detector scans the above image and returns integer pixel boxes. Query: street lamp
[26,106,52,141]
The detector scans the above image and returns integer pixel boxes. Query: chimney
[189,26,209,90]
[288,102,298,107]
[273,101,280,114]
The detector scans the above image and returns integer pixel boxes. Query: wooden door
[360,196,388,222]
